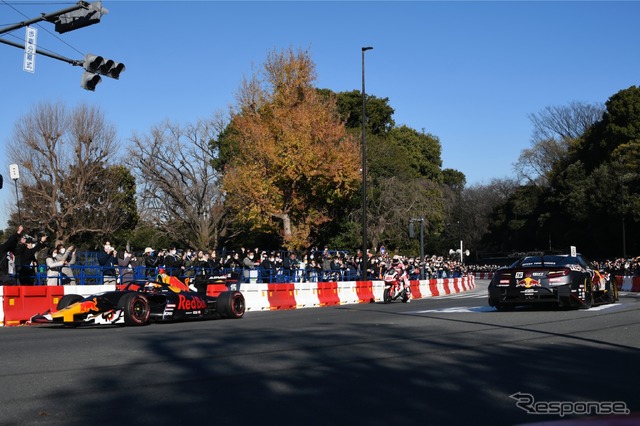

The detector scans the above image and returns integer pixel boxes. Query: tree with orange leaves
[221,48,361,250]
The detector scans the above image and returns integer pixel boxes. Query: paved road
[1,281,639,426]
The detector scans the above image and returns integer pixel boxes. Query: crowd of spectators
[4,226,640,285]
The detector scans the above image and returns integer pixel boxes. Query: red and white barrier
[0,276,476,326]
[242,275,476,311]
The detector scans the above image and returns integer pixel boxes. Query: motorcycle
[383,269,411,303]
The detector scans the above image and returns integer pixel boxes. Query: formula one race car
[30,277,245,326]
[488,253,619,311]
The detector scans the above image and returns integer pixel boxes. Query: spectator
[322,254,332,282]
[0,225,23,283]
[164,246,184,277]
[283,252,298,282]
[97,241,118,284]
[55,243,77,285]
[117,249,137,283]
[259,252,275,283]
[207,249,223,277]
[192,250,210,294]
[224,251,242,280]
[15,233,47,285]
[45,247,66,286]
[306,258,320,282]
[143,247,161,278]
[242,251,259,283]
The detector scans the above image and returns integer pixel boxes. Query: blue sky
[1,1,638,230]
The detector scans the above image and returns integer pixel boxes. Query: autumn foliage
[222,48,361,249]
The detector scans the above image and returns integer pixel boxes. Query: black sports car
[488,253,618,311]
[31,278,245,326]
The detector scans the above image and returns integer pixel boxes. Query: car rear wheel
[117,293,150,326]
[57,294,84,310]
[217,291,245,319]
[579,279,593,309]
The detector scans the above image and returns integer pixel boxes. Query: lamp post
[410,217,425,279]
[361,46,373,280]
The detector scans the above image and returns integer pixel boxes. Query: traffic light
[0,174,3,189]
[80,53,125,90]
[82,54,125,79]
[98,59,125,79]
[54,1,108,34]
[80,71,101,91]
[83,54,103,73]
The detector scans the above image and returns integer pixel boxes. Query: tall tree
[8,102,135,244]
[221,48,361,250]
[330,89,396,135]
[515,101,604,185]
[128,117,227,250]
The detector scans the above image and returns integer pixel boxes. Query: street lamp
[361,46,373,280]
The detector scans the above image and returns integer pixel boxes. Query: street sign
[9,164,20,180]
[23,26,37,73]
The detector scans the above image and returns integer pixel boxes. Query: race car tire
[383,287,392,304]
[57,294,84,310]
[117,293,151,326]
[579,279,593,309]
[217,291,245,319]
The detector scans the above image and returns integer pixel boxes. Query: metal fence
[4,264,368,286]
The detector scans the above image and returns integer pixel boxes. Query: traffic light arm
[0,1,92,36]
[0,37,80,66]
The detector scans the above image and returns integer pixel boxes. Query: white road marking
[405,303,622,314]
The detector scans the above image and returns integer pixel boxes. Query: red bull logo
[178,295,206,311]
[52,297,99,323]
[517,277,540,288]
[78,298,100,313]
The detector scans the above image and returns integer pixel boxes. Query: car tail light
[548,268,570,283]
[548,268,570,277]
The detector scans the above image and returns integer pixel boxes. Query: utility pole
[409,217,425,279]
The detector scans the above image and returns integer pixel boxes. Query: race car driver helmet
[145,282,161,293]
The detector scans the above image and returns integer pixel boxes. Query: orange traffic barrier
[2,286,65,326]
[428,280,440,297]
[409,280,422,299]
[267,283,297,310]
[317,282,340,306]
[355,280,375,303]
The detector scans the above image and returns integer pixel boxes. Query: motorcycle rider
[391,255,412,302]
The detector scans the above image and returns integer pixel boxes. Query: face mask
[59,248,66,254]
[170,250,176,255]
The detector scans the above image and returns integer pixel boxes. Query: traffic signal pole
[0,37,80,66]
[0,1,93,36]
[0,1,123,91]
